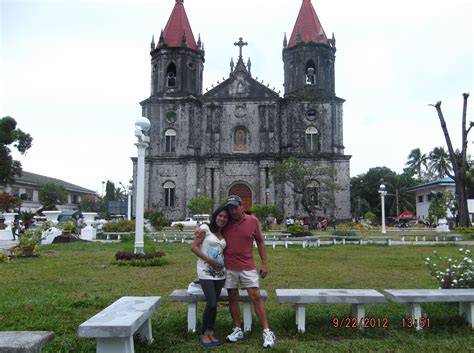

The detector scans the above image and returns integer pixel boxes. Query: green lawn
[0,241,473,352]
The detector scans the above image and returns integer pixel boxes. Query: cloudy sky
[1,0,472,194]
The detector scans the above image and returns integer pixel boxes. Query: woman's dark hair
[208,206,229,233]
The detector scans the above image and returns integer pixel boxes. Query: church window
[305,60,316,85]
[165,129,176,153]
[305,127,319,152]
[306,109,316,121]
[233,127,248,152]
[166,62,177,87]
[163,181,175,207]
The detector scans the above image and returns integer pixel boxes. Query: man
[222,195,275,348]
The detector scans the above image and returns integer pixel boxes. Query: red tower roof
[288,0,328,48]
[162,0,197,49]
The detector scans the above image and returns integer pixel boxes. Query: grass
[0,241,473,352]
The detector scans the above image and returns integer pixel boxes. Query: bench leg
[295,304,306,333]
[387,239,391,246]
[96,337,133,353]
[243,302,252,332]
[405,303,422,330]
[188,303,197,333]
[350,304,365,330]
[137,318,153,343]
[459,302,474,328]
[342,238,346,245]
[285,239,288,249]
[272,241,276,249]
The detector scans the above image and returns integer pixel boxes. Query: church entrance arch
[228,183,252,213]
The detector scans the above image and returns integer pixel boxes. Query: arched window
[165,129,176,153]
[163,181,175,207]
[305,60,316,85]
[233,127,248,152]
[305,126,319,152]
[166,62,177,87]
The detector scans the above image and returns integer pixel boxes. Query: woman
[191,206,229,347]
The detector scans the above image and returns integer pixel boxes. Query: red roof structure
[288,0,328,48]
[398,210,417,220]
[162,0,197,49]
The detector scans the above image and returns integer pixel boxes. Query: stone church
[134,0,351,222]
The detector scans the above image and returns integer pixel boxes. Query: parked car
[171,217,206,227]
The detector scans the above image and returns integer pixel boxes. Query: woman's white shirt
[196,224,226,280]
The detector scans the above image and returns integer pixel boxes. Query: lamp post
[378,183,387,234]
[265,188,270,205]
[134,117,151,254]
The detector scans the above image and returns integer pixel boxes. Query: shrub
[102,220,135,233]
[425,248,474,288]
[148,209,167,231]
[287,224,312,237]
[0,253,10,263]
[61,221,76,233]
[114,251,167,267]
[173,223,184,231]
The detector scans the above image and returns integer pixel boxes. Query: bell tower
[283,0,336,98]
[149,0,204,98]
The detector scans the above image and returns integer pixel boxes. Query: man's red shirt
[223,214,263,271]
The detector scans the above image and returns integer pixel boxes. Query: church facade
[134,0,351,222]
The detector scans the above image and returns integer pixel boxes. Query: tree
[428,146,453,179]
[38,182,67,210]
[271,157,341,218]
[431,93,472,227]
[103,180,117,202]
[405,148,428,179]
[251,204,281,230]
[187,196,214,215]
[79,194,101,212]
[0,116,33,186]
[350,167,417,220]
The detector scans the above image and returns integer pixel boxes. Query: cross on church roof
[234,37,248,59]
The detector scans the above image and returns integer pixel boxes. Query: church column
[185,161,198,213]
[259,166,266,204]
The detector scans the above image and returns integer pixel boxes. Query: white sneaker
[263,330,275,348]
[226,327,244,342]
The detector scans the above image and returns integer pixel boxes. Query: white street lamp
[378,183,387,234]
[134,117,151,254]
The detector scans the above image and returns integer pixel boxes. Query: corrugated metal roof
[405,177,454,192]
[14,171,95,194]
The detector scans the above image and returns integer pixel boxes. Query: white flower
[466,250,471,255]
[426,257,431,261]
[448,258,452,262]
[459,248,464,252]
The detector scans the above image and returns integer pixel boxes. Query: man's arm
[254,220,268,278]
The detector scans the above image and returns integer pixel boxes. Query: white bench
[0,331,54,352]
[169,289,268,333]
[275,289,386,332]
[337,236,363,245]
[78,296,161,353]
[367,236,393,246]
[383,289,474,330]
[438,234,463,241]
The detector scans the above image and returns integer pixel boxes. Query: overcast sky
[1,0,472,194]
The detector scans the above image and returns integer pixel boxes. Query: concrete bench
[318,235,339,245]
[383,289,474,330]
[438,233,463,241]
[401,234,438,242]
[0,331,54,353]
[275,289,385,332]
[282,236,320,248]
[78,296,161,353]
[337,236,363,245]
[367,236,393,246]
[169,289,268,333]
[99,232,130,240]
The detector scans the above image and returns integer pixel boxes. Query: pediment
[203,72,279,100]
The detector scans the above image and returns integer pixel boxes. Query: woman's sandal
[208,335,222,346]
[199,335,214,347]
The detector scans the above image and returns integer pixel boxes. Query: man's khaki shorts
[224,269,259,289]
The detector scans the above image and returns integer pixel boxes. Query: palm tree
[405,148,428,179]
[428,146,453,179]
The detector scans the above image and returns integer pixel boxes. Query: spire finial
[150,35,155,50]
[197,33,202,49]
[234,37,248,59]
[230,57,234,74]
[283,32,287,48]
[181,30,187,47]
